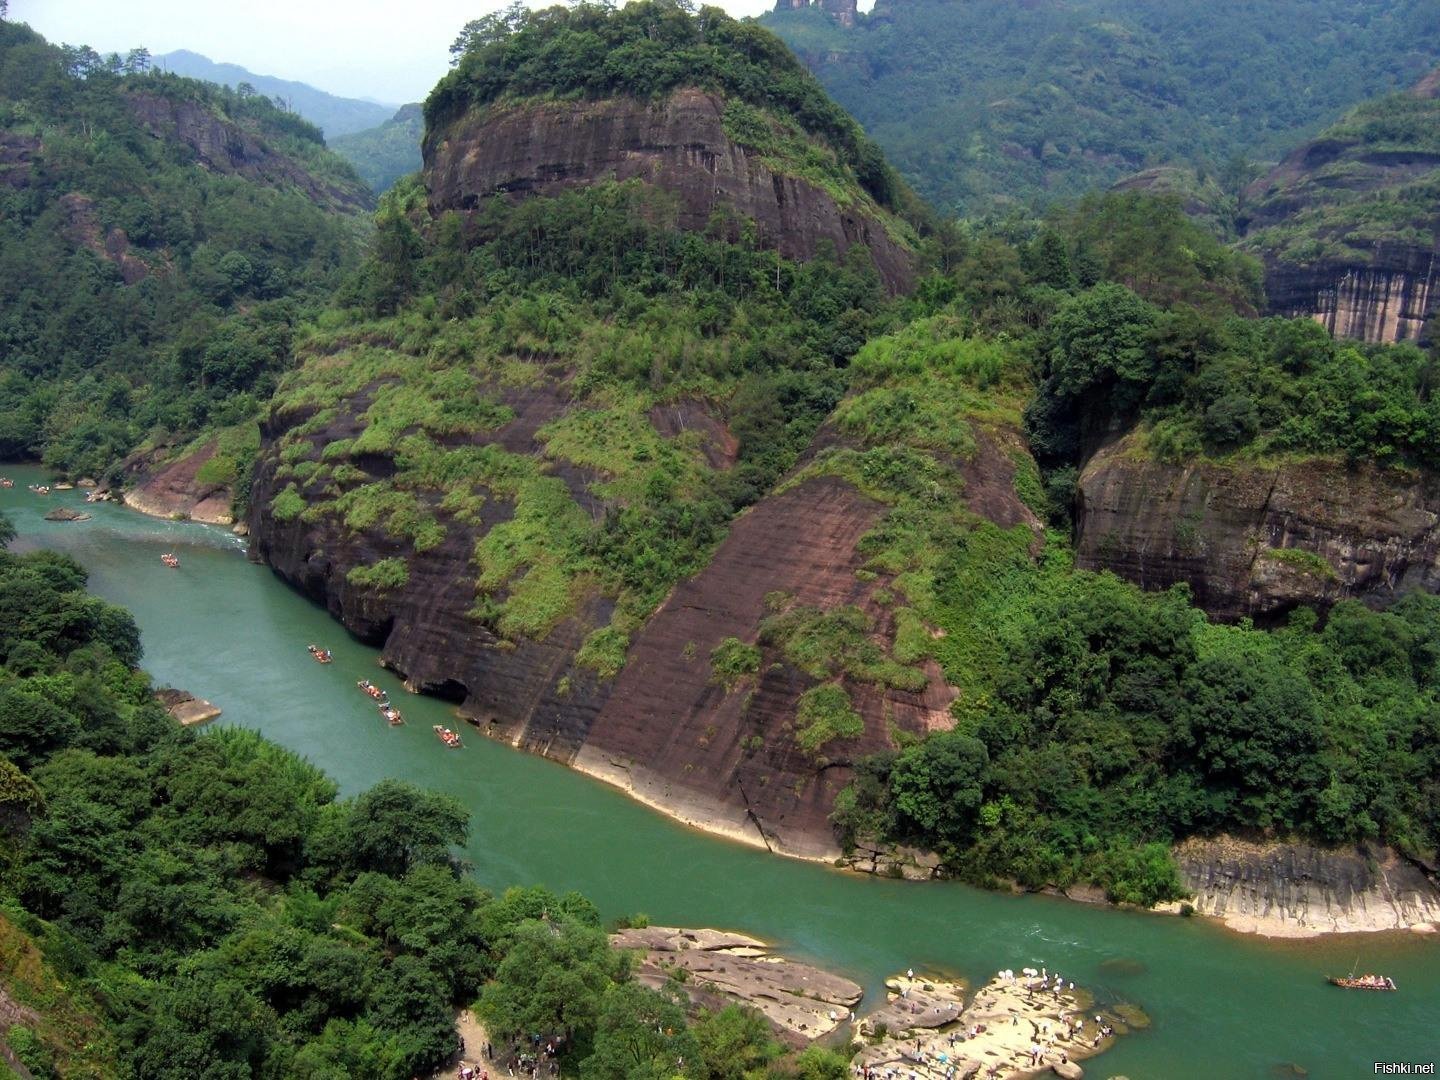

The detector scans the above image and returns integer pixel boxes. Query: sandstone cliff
[122,439,236,526]
[1239,68,1439,345]
[423,88,914,294]
[1075,434,1440,620]
[1172,835,1440,936]
[249,369,1036,858]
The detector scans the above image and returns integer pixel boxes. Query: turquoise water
[5,468,1436,1079]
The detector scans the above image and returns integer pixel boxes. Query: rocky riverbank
[611,926,862,1045]
[1169,835,1440,937]
[854,971,1144,1080]
[611,929,1138,1077]
[121,439,235,526]
[154,688,222,727]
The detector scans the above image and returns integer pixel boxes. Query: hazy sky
[11,0,785,104]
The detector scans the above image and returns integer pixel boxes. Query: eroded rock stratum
[1076,434,1440,621]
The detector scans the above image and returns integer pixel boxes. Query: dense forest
[0,21,368,482]
[0,518,852,1079]
[762,0,1440,216]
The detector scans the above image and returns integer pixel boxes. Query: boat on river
[307,644,333,664]
[0,477,12,488]
[160,552,179,568]
[1328,974,1396,991]
[433,725,463,748]
[357,679,387,702]
[380,704,404,726]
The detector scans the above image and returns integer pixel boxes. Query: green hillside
[762,0,1440,217]
[1240,85,1440,265]
[331,103,423,194]
[255,0,1440,903]
[0,21,371,479]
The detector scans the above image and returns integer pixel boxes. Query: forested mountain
[230,2,1440,907]
[0,21,371,481]
[761,0,1440,217]
[1237,67,1440,343]
[154,49,395,137]
[331,103,423,193]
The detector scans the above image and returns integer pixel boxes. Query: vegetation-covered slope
[254,92,1440,898]
[762,0,1440,217]
[1237,71,1440,343]
[331,103,423,194]
[0,20,370,481]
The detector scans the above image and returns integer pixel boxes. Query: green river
[4,467,1435,1079]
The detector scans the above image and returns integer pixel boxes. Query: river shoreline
[20,470,1440,944]
[561,731,1440,942]
[6,469,1437,1077]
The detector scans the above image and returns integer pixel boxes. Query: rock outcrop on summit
[424,88,914,294]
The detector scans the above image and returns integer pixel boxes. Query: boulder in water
[43,507,90,522]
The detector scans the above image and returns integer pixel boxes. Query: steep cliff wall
[249,367,1036,858]
[1263,247,1436,345]
[1075,435,1440,620]
[423,88,914,294]
[1173,836,1440,936]
[1240,68,1440,345]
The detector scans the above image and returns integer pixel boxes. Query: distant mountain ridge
[762,0,1440,217]
[154,49,395,137]
[1237,65,1440,344]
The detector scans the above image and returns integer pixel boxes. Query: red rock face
[123,92,373,213]
[423,88,915,294]
[123,439,235,524]
[1076,434,1440,620]
[250,361,1042,855]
